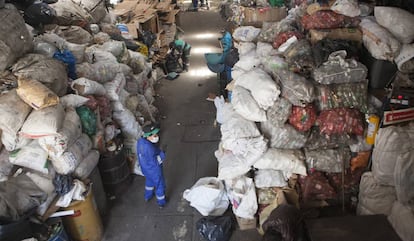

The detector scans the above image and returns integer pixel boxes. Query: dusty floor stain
[173,220,188,241]
[177,197,187,213]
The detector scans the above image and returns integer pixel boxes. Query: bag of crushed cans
[288,104,317,132]
[315,80,369,112]
[317,108,364,135]
[312,50,368,84]
[305,127,353,150]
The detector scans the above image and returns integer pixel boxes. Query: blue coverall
[137,138,166,206]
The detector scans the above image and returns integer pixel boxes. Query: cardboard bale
[236,215,257,230]
[309,28,362,44]
[243,7,287,25]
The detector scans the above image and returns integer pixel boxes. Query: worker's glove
[157,155,163,165]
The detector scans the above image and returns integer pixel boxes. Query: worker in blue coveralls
[137,124,167,208]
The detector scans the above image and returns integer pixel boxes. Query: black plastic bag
[262,204,301,241]
[53,174,73,196]
[24,1,56,26]
[196,216,233,241]
[311,39,359,67]
[139,30,156,48]
[224,48,239,68]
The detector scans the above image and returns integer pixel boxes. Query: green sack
[76,106,97,137]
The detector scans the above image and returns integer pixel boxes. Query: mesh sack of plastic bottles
[273,69,315,107]
[260,122,308,149]
[288,104,317,132]
[317,108,364,136]
[305,147,351,173]
[283,39,316,74]
[315,80,369,113]
[301,10,360,30]
[305,127,353,150]
[266,97,292,126]
[312,50,368,85]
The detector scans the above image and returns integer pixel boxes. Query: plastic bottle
[365,114,380,145]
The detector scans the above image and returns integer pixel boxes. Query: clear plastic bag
[315,80,369,112]
[283,39,315,74]
[260,122,308,149]
[305,127,353,150]
[266,97,292,127]
[273,69,315,107]
[305,147,351,173]
[313,50,368,84]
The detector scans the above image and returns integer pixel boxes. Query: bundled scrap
[186,1,414,240]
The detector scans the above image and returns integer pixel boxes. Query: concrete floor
[102,3,262,241]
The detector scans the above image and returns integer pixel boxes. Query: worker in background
[136,124,167,208]
[169,39,191,72]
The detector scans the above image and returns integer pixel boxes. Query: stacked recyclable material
[0,2,161,240]
[183,1,414,238]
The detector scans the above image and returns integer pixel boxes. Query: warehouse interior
[0,0,414,241]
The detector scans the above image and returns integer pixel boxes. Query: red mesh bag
[288,104,317,132]
[273,31,304,49]
[317,108,364,135]
[301,10,360,30]
[298,171,337,201]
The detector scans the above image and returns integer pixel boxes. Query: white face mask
[149,136,159,143]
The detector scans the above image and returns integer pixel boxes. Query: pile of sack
[0,0,159,232]
[185,1,414,240]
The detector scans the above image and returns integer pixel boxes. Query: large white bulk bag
[395,151,414,206]
[0,90,32,135]
[38,107,82,157]
[372,125,414,185]
[9,140,49,174]
[359,17,401,61]
[50,134,92,174]
[357,172,396,215]
[254,148,307,176]
[113,108,142,139]
[1,130,31,152]
[388,202,414,241]
[215,147,251,180]
[183,177,229,216]
[232,86,266,122]
[20,104,65,138]
[0,4,33,72]
[220,107,261,140]
[104,73,126,101]
[375,7,414,44]
[225,176,258,219]
[235,68,280,110]
[74,150,100,179]
[71,78,107,96]
[233,26,261,42]
[222,136,268,166]
[254,169,288,188]
[12,54,68,96]
[59,94,89,108]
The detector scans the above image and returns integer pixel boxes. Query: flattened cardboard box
[309,28,362,44]
[243,7,287,23]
